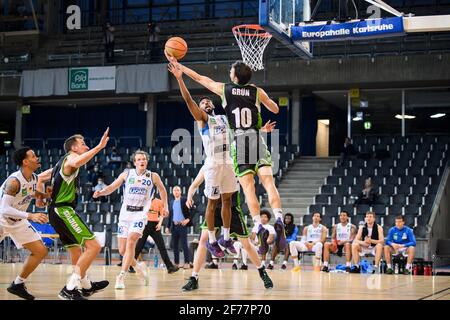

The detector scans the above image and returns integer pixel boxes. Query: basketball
[165,37,188,60]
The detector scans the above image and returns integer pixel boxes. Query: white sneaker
[136,262,149,286]
[115,275,125,290]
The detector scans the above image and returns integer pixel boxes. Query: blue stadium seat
[412,184,426,195]
[309,204,323,215]
[393,194,407,205]
[356,205,371,215]
[396,185,411,195]
[326,176,340,185]
[340,205,355,215]
[324,205,340,216]
[385,176,399,186]
[405,205,420,216]
[330,195,344,205]
[321,185,335,194]
[372,205,386,216]
[408,194,423,205]
[388,205,403,216]
[376,194,390,205]
[400,175,414,186]
[315,195,329,205]
[86,202,98,214]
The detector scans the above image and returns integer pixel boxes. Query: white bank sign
[69,66,116,92]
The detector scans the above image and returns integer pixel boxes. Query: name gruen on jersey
[231,88,250,97]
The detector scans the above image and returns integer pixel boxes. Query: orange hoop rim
[232,24,272,38]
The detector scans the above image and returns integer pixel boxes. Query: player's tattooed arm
[3,178,19,196]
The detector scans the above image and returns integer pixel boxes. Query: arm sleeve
[0,194,29,219]
[404,229,416,247]
[286,226,299,242]
[385,228,394,246]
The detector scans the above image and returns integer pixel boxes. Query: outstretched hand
[164,49,178,63]
[168,62,182,79]
[261,120,276,133]
[97,127,110,150]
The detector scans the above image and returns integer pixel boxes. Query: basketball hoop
[232,24,272,71]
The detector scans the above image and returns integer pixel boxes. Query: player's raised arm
[66,127,109,170]
[168,62,208,123]
[151,172,169,217]
[257,87,279,114]
[166,53,223,97]
[93,170,127,198]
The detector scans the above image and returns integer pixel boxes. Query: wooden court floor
[0,263,449,300]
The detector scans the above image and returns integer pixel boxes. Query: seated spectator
[268,213,298,270]
[350,211,384,274]
[384,215,416,275]
[92,178,107,202]
[290,212,327,272]
[251,210,275,264]
[339,137,357,166]
[107,147,122,170]
[322,211,356,273]
[355,177,378,205]
[87,162,103,185]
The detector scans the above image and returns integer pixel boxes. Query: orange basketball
[165,37,188,60]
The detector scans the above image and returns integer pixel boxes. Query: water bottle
[154,254,159,269]
[394,257,399,274]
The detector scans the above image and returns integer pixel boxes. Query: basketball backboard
[259,0,313,58]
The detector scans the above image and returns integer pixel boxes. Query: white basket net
[232,24,272,71]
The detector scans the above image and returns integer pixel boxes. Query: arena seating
[307,135,450,238]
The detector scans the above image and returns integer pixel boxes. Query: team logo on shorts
[211,187,219,195]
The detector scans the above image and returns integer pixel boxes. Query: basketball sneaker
[386,268,394,274]
[321,266,329,273]
[205,261,219,269]
[240,264,248,270]
[7,282,35,300]
[81,280,110,297]
[232,263,238,270]
[258,267,273,289]
[115,274,125,290]
[403,269,411,275]
[135,261,150,286]
[206,241,225,258]
[274,217,287,250]
[182,277,199,291]
[167,265,180,274]
[292,266,301,272]
[58,286,87,300]
[345,266,351,273]
[281,263,287,270]
[218,236,237,254]
[268,263,274,270]
[349,266,361,274]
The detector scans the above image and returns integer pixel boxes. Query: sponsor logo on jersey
[146,172,151,178]
[21,188,27,196]
[210,117,217,124]
[128,178,135,184]
[214,125,226,134]
[231,88,250,97]
[18,195,33,206]
[129,187,147,195]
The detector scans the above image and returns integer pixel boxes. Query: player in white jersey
[290,212,328,272]
[322,211,356,273]
[0,147,50,300]
[93,150,168,289]
[168,62,244,258]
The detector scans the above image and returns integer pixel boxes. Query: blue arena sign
[291,17,405,42]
